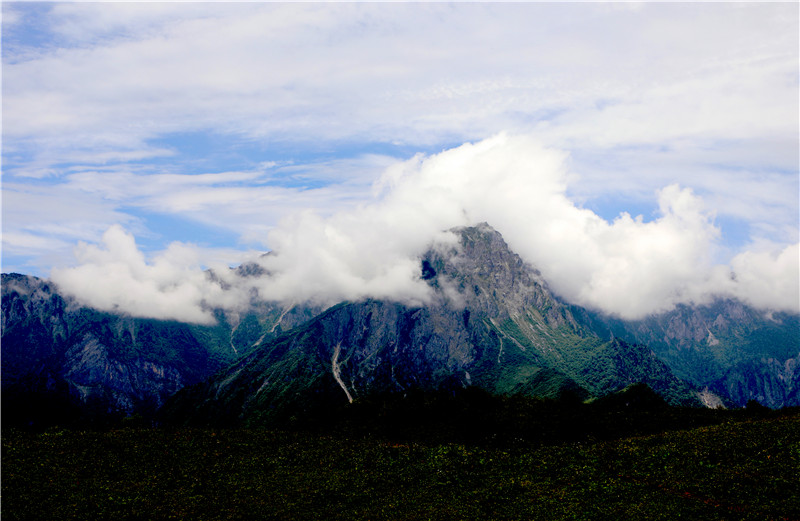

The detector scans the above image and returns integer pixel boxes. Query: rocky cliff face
[709,354,800,408]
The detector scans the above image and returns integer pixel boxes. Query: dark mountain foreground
[3,403,798,521]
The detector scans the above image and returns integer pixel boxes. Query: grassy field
[3,411,799,520]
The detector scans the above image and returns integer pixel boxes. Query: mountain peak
[421,222,558,324]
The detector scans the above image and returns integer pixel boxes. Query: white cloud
[332,134,732,318]
[5,3,796,155]
[51,135,799,321]
[260,134,798,318]
[708,244,800,313]
[50,226,241,324]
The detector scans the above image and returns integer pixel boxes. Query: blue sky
[2,2,798,320]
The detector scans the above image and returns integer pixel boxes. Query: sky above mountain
[2,2,798,320]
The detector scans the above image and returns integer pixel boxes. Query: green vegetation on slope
[3,407,798,521]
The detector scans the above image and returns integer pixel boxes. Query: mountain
[4,223,797,429]
[578,299,800,408]
[160,224,702,427]
[0,273,316,427]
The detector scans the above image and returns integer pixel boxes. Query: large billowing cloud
[51,135,799,322]
[51,226,245,324]
[708,244,800,314]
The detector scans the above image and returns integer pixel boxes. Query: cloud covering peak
[51,135,799,322]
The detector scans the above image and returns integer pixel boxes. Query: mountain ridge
[3,223,798,428]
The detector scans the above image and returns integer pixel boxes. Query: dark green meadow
[3,411,799,521]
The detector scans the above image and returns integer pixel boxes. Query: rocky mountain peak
[421,223,574,329]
